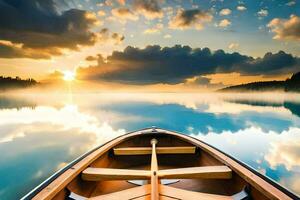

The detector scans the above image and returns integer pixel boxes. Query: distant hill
[0,76,38,91]
[285,72,300,92]
[219,72,300,92]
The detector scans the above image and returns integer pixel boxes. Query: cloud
[143,23,163,34]
[186,76,224,88]
[117,0,126,5]
[265,132,300,170]
[105,0,114,6]
[86,55,99,61]
[77,45,300,84]
[98,28,125,45]
[164,34,172,39]
[0,0,104,59]
[133,0,163,19]
[268,15,300,41]
[0,105,126,146]
[237,6,247,11]
[218,19,231,27]
[240,50,299,75]
[111,33,125,44]
[257,9,268,18]
[0,40,59,59]
[97,10,106,16]
[219,8,231,16]
[286,1,296,6]
[111,7,138,22]
[228,43,239,49]
[169,9,213,30]
[192,76,210,85]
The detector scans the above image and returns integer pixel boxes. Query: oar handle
[151,139,158,145]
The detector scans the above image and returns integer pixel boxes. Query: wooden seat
[113,146,196,155]
[82,168,150,181]
[82,166,232,181]
[158,166,232,179]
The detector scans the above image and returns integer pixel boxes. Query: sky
[0,0,300,90]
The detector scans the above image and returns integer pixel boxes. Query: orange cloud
[111,7,139,22]
[218,19,231,27]
[143,23,163,34]
[268,15,300,41]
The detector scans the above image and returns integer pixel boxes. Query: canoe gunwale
[21,127,299,200]
[158,129,299,200]
[20,127,152,200]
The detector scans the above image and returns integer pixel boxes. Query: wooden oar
[150,139,159,200]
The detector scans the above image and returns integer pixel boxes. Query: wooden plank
[134,195,177,200]
[114,146,196,155]
[158,166,232,179]
[159,129,294,200]
[88,184,151,200]
[159,185,233,200]
[82,168,150,181]
[150,139,159,200]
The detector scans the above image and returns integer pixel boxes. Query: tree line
[219,72,300,92]
[0,76,38,90]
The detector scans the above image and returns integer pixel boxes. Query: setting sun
[63,71,76,81]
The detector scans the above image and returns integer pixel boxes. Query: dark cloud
[188,76,225,88]
[169,9,213,30]
[193,77,210,85]
[98,28,125,45]
[111,33,125,44]
[0,27,125,59]
[239,51,298,75]
[0,42,59,59]
[133,0,163,19]
[0,0,106,58]
[78,45,300,85]
[86,55,98,61]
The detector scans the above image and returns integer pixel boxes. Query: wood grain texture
[82,168,150,181]
[159,185,233,200]
[88,184,151,200]
[158,166,232,179]
[114,146,196,155]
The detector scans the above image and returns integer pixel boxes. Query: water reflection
[227,99,300,118]
[0,93,299,199]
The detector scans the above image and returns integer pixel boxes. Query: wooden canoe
[22,127,299,200]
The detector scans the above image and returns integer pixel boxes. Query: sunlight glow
[63,71,76,81]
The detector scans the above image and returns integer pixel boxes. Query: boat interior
[46,131,274,200]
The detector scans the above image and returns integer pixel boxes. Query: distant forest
[219,72,300,92]
[0,76,38,91]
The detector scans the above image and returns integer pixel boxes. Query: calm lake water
[0,92,299,199]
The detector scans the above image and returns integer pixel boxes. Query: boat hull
[22,128,298,200]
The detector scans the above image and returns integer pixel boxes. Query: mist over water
[0,92,299,199]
